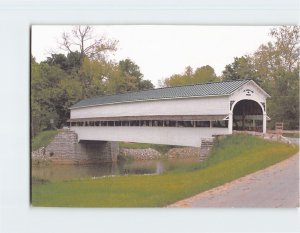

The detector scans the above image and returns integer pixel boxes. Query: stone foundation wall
[165,147,200,159]
[119,147,203,161]
[199,138,214,161]
[120,148,162,160]
[38,130,119,163]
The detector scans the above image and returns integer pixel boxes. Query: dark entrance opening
[233,100,263,132]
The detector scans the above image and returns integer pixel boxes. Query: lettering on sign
[243,89,254,96]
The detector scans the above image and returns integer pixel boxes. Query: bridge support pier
[45,130,119,163]
[200,138,214,161]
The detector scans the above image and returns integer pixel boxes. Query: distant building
[69,80,270,147]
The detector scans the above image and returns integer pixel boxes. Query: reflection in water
[32,158,199,182]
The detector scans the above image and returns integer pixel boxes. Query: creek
[32,158,199,182]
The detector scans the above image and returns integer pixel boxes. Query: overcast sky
[31,25,274,86]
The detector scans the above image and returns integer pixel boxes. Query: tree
[116,59,153,93]
[59,26,118,61]
[267,68,299,129]
[44,51,82,74]
[193,65,218,83]
[253,26,299,83]
[78,57,106,98]
[31,57,83,135]
[222,56,258,82]
[269,26,299,71]
[139,80,154,90]
[162,65,218,87]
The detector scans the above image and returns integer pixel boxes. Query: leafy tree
[31,58,83,135]
[44,51,82,73]
[78,57,106,98]
[222,56,258,82]
[193,65,217,83]
[139,79,154,90]
[162,65,218,87]
[269,26,299,72]
[253,26,299,84]
[116,59,153,93]
[267,68,299,130]
[254,26,299,129]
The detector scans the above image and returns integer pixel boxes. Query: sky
[31,25,274,86]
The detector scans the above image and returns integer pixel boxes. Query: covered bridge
[69,79,270,147]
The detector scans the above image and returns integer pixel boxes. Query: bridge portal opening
[233,100,263,132]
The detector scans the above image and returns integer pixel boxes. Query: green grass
[31,134,298,207]
[282,132,300,138]
[32,130,58,151]
[119,142,177,154]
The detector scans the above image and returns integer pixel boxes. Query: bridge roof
[71,79,251,109]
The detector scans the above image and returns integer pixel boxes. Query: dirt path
[168,152,299,208]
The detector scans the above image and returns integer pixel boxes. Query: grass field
[31,134,298,207]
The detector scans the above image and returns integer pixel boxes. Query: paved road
[169,153,299,208]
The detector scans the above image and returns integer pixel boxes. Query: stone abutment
[44,130,119,163]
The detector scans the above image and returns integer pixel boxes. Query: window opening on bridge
[212,120,228,128]
[195,121,210,127]
[164,120,176,127]
[140,120,150,126]
[72,119,230,128]
[130,120,139,126]
[101,121,107,126]
[122,121,129,126]
[115,121,121,126]
[177,121,194,127]
[152,120,163,127]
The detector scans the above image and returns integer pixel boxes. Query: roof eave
[69,93,231,110]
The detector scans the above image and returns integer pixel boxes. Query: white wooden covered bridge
[69,80,270,147]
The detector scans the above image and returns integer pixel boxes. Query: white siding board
[72,126,229,147]
[71,96,229,119]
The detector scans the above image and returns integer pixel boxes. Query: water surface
[32,158,200,182]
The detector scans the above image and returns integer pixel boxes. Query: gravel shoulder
[168,152,299,208]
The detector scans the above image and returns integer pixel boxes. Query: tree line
[31,26,299,136]
[31,26,154,136]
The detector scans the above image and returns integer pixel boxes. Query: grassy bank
[32,134,298,207]
[31,130,58,151]
[282,132,300,138]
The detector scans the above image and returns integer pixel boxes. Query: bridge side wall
[72,126,229,147]
[70,96,229,119]
[45,130,118,163]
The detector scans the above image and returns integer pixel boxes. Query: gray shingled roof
[70,79,250,109]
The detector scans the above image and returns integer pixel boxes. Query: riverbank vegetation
[31,134,298,207]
